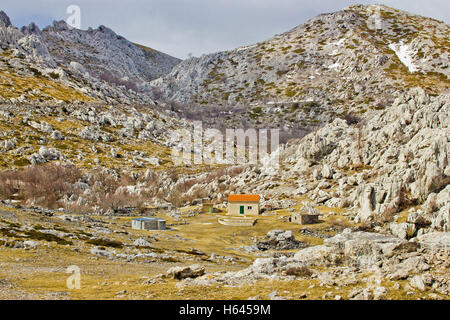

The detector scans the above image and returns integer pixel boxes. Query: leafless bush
[0,164,82,208]
[327,216,348,228]
[147,87,164,100]
[64,203,93,214]
[205,168,227,183]
[355,122,365,151]
[190,187,207,200]
[341,113,362,126]
[227,166,245,177]
[99,71,139,92]
[140,171,161,198]
[0,165,153,212]
[375,206,398,224]
[88,169,121,196]
[285,266,313,277]
[279,127,311,144]
[0,170,18,199]
[166,188,183,208]
[177,178,200,193]
[99,191,143,212]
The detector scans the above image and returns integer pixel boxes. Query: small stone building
[132,217,166,231]
[227,194,260,216]
[289,213,320,225]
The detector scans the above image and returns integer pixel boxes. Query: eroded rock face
[42,20,180,83]
[133,238,152,247]
[389,223,416,240]
[320,230,407,267]
[256,230,307,251]
[416,232,450,249]
[241,88,450,231]
[293,245,343,267]
[90,246,114,259]
[177,228,449,294]
[0,10,181,106]
[0,11,12,28]
[29,147,63,164]
[152,5,449,113]
[167,264,205,280]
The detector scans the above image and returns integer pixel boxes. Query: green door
[240,206,245,215]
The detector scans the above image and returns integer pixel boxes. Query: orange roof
[228,194,260,202]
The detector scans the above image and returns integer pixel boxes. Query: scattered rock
[133,238,152,247]
[167,264,205,280]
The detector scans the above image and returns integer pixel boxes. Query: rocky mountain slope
[177,88,449,234]
[0,11,180,105]
[0,6,448,234]
[41,21,180,84]
[0,5,449,301]
[152,4,449,127]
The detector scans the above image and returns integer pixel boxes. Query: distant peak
[52,20,70,31]
[21,22,42,36]
[0,10,12,27]
[98,25,116,35]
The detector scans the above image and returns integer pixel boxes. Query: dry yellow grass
[0,70,95,103]
[0,204,447,300]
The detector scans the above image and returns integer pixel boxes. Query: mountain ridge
[151,4,449,127]
[0,10,181,105]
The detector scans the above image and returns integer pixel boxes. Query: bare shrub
[3,164,82,209]
[147,87,164,100]
[88,169,121,196]
[134,199,147,214]
[0,170,18,199]
[341,113,362,125]
[375,206,398,224]
[64,203,92,214]
[285,266,313,277]
[177,178,201,193]
[100,192,136,212]
[355,123,364,151]
[1,165,150,212]
[99,71,139,92]
[140,171,160,198]
[357,221,376,232]
[327,216,349,228]
[166,188,183,208]
[205,168,227,183]
[189,187,207,200]
[227,166,245,177]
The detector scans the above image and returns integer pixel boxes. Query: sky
[1,0,449,59]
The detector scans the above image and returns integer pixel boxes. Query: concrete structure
[201,199,213,213]
[132,217,166,230]
[218,217,257,226]
[227,194,260,216]
[289,213,320,225]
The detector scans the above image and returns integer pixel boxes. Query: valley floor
[0,203,447,300]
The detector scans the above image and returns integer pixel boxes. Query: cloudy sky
[2,0,449,59]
